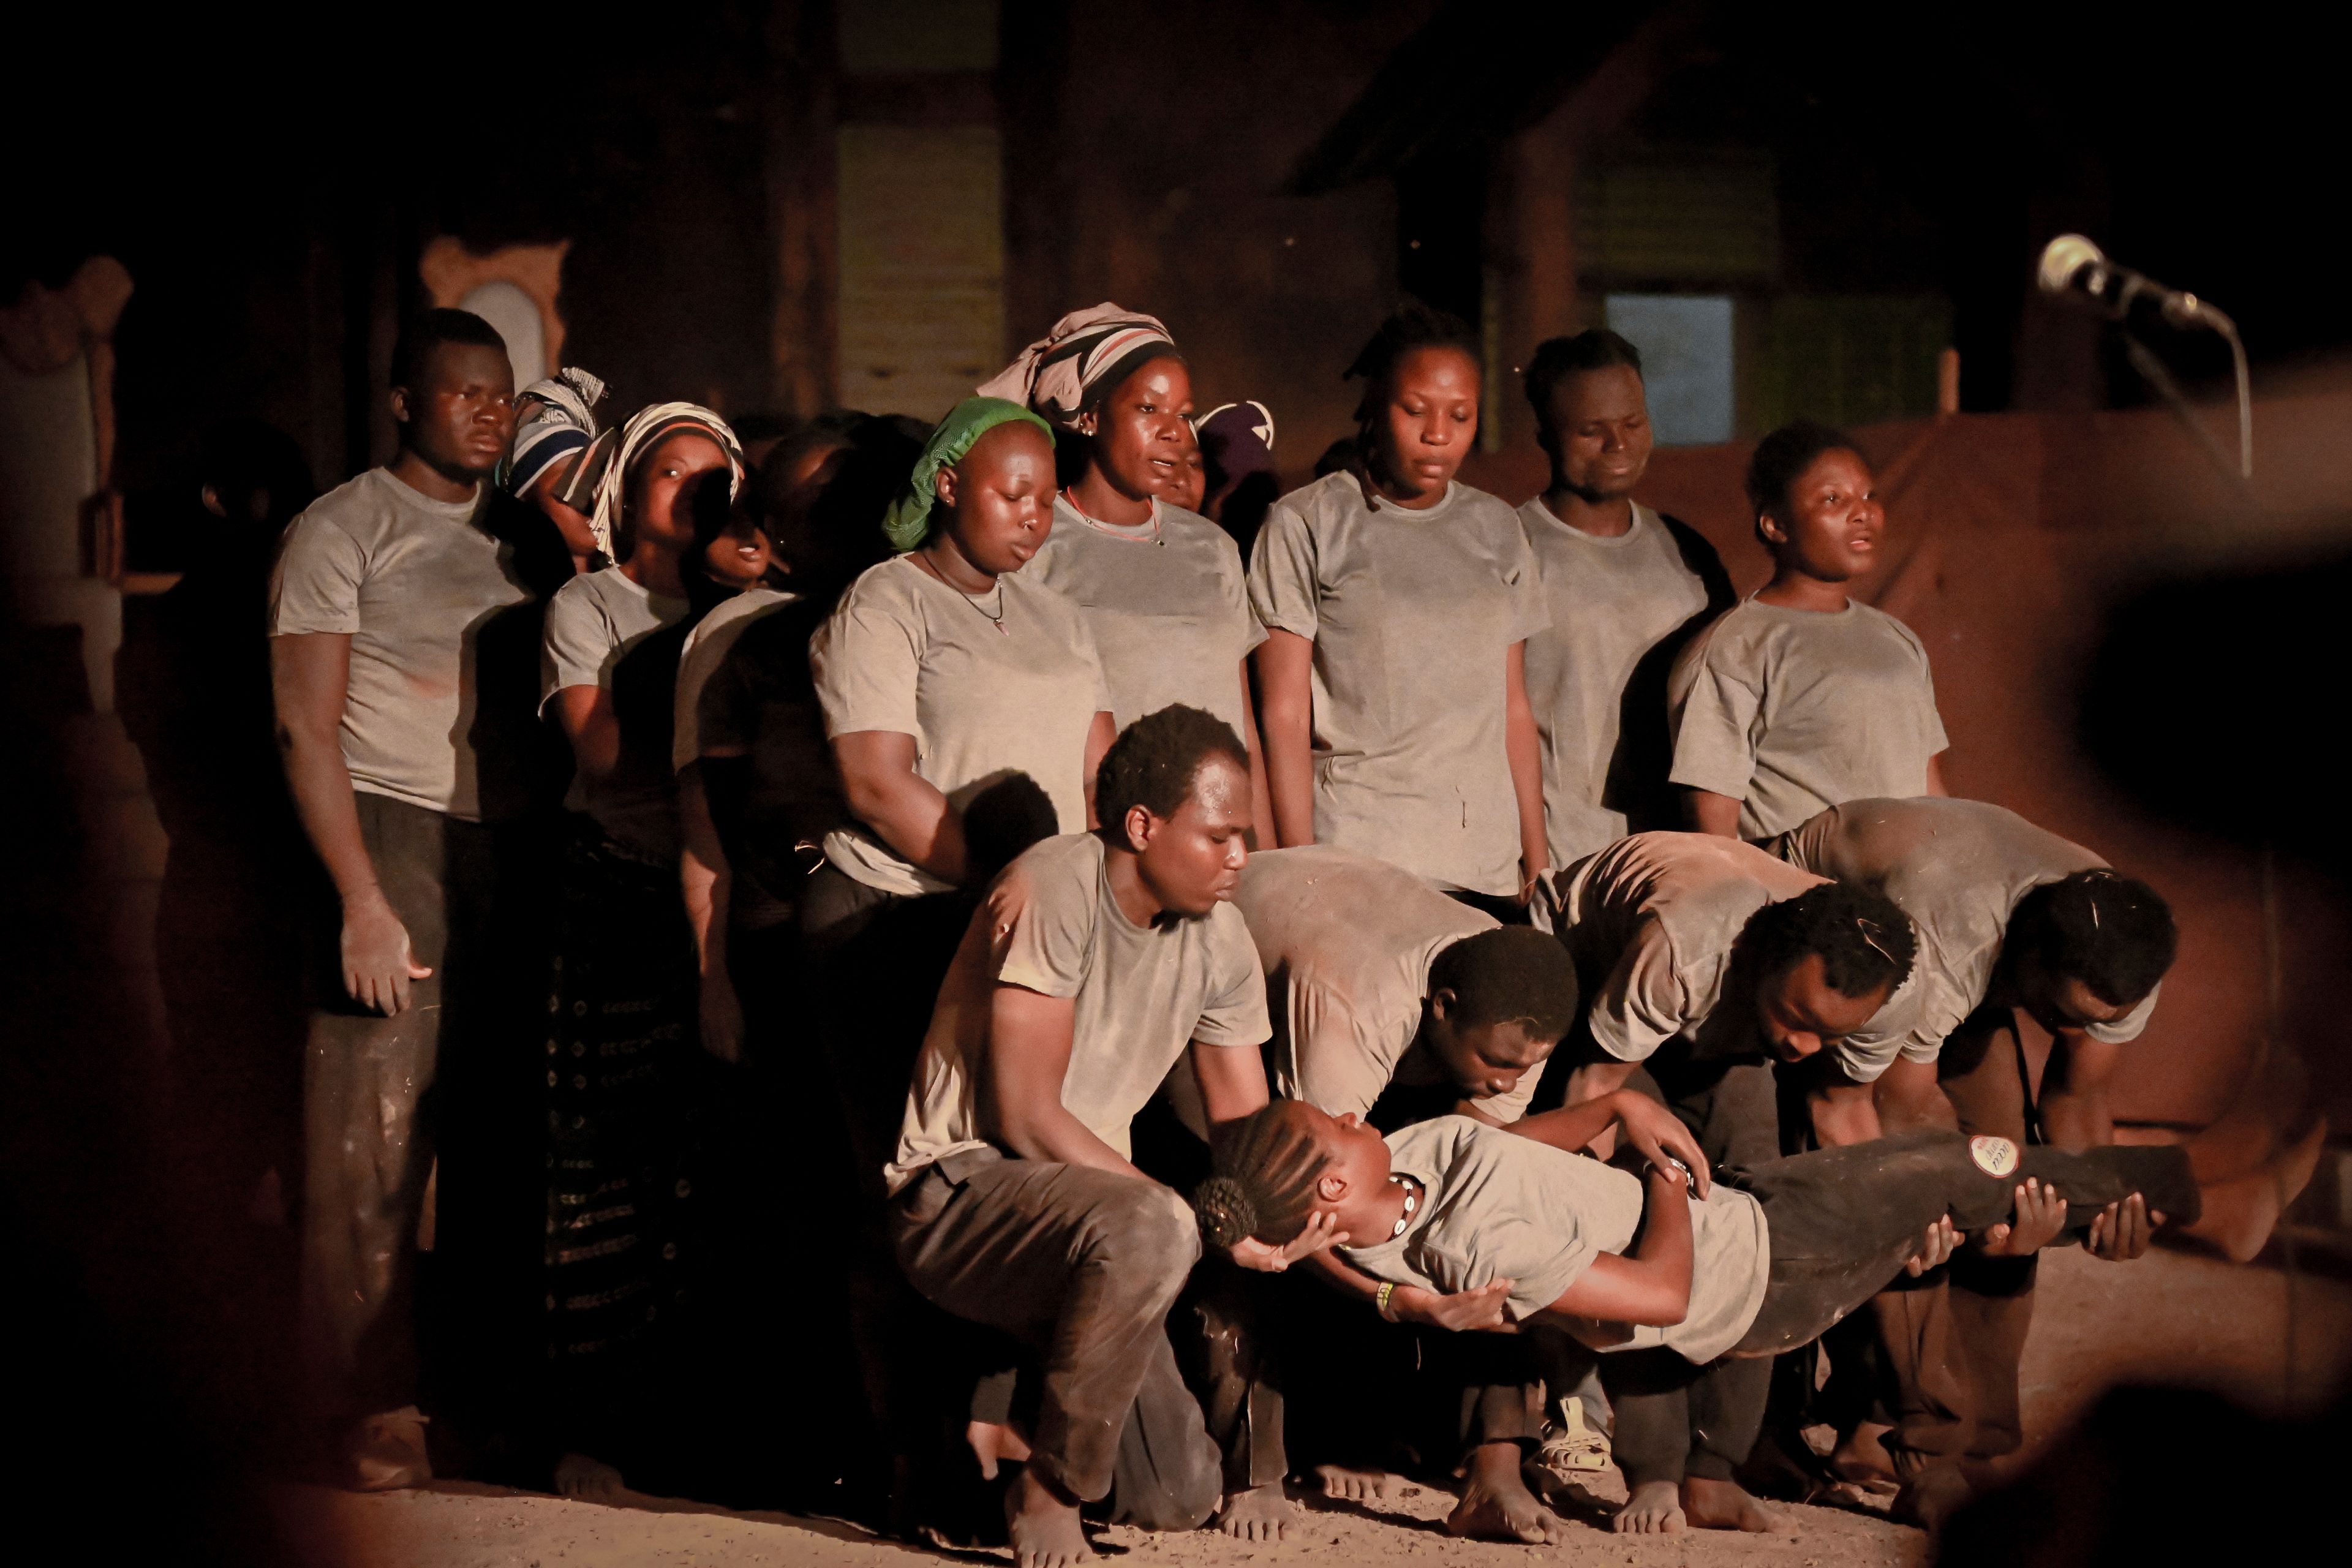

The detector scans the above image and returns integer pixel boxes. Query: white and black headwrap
[501,366,608,499]
[977,302,1179,429]
[587,402,745,562]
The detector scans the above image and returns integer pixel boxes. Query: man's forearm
[279,728,380,901]
[1510,1090,1638,1154]
[997,1104,1140,1178]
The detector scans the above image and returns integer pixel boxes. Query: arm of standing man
[2039,1031,2159,1260]
[1682,788,1745,838]
[272,633,431,1015]
[678,762,742,1064]
[1236,659,1277,850]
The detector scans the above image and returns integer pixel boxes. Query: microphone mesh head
[2038,234,2106,296]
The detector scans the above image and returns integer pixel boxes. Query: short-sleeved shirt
[1248,472,1549,896]
[1548,832,1830,1067]
[1667,598,1948,838]
[673,586,791,771]
[1767,797,2160,1080]
[886,832,1269,1193]
[268,468,530,821]
[810,555,1112,895]
[1027,496,1265,737]
[1234,845,1556,1124]
[1340,1116,1770,1363]
[541,567,692,860]
[1517,499,1716,868]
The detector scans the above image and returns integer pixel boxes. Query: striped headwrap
[976,302,1178,429]
[588,402,745,561]
[500,366,607,498]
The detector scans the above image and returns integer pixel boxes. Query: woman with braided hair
[1246,304,1549,923]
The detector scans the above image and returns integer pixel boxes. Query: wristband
[1375,1281,1399,1321]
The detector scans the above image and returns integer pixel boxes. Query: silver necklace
[1065,489,1165,546]
[917,553,1009,635]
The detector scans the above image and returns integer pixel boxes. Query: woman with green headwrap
[805,396,1115,1180]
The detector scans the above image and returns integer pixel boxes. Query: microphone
[2037,234,2223,330]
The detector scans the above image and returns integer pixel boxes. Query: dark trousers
[1732,1127,2198,1357]
[1855,1006,2059,1467]
[1594,1042,1782,1486]
[298,793,496,1424]
[889,1150,1223,1528]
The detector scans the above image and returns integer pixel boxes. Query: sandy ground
[274,1245,2351,1568]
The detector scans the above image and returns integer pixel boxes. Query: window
[1604,293,1733,447]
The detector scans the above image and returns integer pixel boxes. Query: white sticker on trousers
[1970,1135,2019,1178]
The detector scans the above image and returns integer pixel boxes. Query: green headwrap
[881,396,1055,554]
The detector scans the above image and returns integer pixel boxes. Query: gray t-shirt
[268,468,530,822]
[886,832,1270,1193]
[1249,472,1550,896]
[541,567,691,861]
[1768,797,2158,1080]
[1517,499,1714,869]
[1547,831,1830,1066]
[1340,1116,1770,1363]
[1027,496,1265,738]
[810,554,1112,895]
[1236,845,1550,1123]
[1667,598,1949,837]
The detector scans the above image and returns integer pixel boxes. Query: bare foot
[1683,1476,1793,1533]
[1613,1479,1686,1534]
[1446,1442,1566,1544]
[966,1419,1032,1482]
[1005,1466,1093,1568]
[1831,1421,1900,1493]
[553,1450,624,1501]
[2184,1118,2326,1262]
[1313,1464,1400,1503]
[1216,1482,1298,1541]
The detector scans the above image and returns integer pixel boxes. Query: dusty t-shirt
[1235,845,1553,1124]
[1548,831,1829,1066]
[1767,797,2158,1080]
[1517,499,1716,868]
[810,555,1112,896]
[268,468,530,821]
[1249,472,1549,896]
[1667,598,1948,837]
[541,567,692,860]
[1340,1115,1770,1363]
[1027,496,1264,738]
[886,832,1269,1193]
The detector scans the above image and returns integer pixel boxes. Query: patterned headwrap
[500,366,607,498]
[881,397,1055,554]
[588,402,745,561]
[976,302,1178,429]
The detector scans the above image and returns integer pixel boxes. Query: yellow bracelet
[1375,1281,1398,1321]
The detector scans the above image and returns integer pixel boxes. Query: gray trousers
[890,1150,1222,1529]
[298,793,495,1423]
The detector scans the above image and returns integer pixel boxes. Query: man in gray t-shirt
[268,309,519,1490]
[888,707,1302,1556]
[1516,332,1734,869]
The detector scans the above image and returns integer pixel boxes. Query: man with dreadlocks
[1760,797,2294,1523]
[886,704,1309,1568]
[1537,831,1921,1536]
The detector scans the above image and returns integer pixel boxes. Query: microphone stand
[2114,302,2254,487]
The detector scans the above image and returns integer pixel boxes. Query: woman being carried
[1196,1093,2296,1541]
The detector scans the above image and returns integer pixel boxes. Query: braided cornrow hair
[1193,1100,1333,1248]
[1338,301,1480,510]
